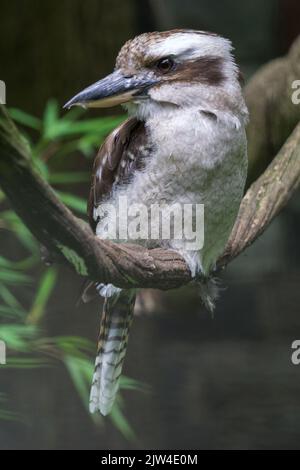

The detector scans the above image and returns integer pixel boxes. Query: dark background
[0,0,300,450]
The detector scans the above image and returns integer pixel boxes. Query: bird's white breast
[97,106,247,277]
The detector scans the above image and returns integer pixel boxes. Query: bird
[64,29,249,416]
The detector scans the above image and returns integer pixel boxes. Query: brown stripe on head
[116,29,221,70]
[169,56,226,86]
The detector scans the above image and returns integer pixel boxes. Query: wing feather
[88,117,150,231]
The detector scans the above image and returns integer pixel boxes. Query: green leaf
[0,191,6,204]
[5,357,48,368]
[1,211,38,253]
[12,256,38,271]
[43,115,124,143]
[61,107,85,121]
[54,336,95,356]
[110,402,136,441]
[43,99,59,139]
[77,133,103,156]
[57,191,87,214]
[49,172,89,185]
[0,305,26,319]
[0,325,37,351]
[64,355,92,408]
[0,269,32,285]
[45,140,79,159]
[8,108,41,130]
[119,376,149,393]
[49,116,124,137]
[27,267,57,325]
[0,255,37,272]
[0,284,22,309]
[0,256,17,268]
[0,408,21,422]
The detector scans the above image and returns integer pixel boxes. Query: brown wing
[88,117,151,232]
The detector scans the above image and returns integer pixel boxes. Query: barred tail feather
[89,289,136,416]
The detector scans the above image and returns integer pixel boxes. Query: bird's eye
[156,58,175,73]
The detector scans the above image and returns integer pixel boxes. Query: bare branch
[218,122,300,267]
[245,36,300,185]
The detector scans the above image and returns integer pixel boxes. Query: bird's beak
[64,69,157,109]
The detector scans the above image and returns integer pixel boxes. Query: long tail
[89,289,136,416]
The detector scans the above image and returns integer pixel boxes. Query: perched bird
[65,29,248,415]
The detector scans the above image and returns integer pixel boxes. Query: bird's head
[64,29,241,119]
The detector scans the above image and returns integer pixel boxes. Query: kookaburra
[65,29,248,416]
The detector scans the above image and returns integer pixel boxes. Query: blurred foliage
[0,101,140,439]
[9,100,124,214]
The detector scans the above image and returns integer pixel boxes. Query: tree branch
[245,36,300,185]
[0,38,300,290]
[218,122,300,267]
